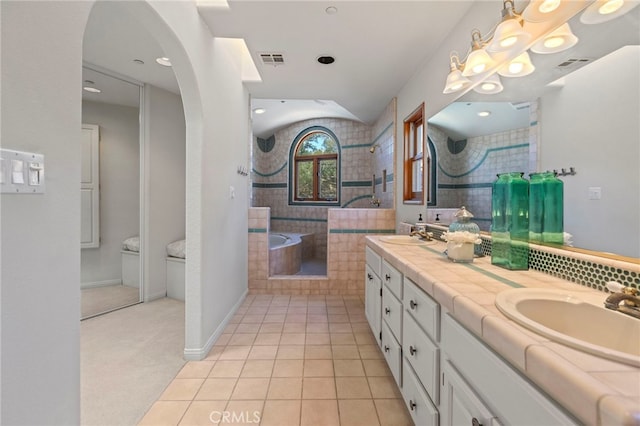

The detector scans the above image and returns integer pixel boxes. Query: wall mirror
[427,8,639,259]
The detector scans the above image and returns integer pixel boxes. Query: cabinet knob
[409,400,416,411]
[385,274,391,281]
[472,418,483,426]
[384,345,390,352]
[409,300,417,310]
[409,345,417,356]
[384,307,390,315]
[367,273,373,280]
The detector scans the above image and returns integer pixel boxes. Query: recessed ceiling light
[253,108,266,114]
[133,59,145,65]
[156,57,172,67]
[325,6,338,14]
[317,56,335,65]
[478,111,491,117]
[83,80,101,93]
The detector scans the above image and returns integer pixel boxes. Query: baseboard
[145,290,169,302]
[183,288,249,361]
[81,279,122,289]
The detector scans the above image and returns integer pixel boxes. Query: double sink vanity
[364,235,639,426]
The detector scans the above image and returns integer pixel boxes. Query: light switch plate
[0,149,45,194]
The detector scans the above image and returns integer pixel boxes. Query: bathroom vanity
[365,236,640,426]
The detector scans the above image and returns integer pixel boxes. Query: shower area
[250,102,396,280]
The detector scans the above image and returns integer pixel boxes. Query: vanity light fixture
[462,30,495,77]
[580,0,639,24]
[443,52,472,94]
[530,23,579,54]
[522,0,564,22]
[156,57,172,67]
[473,73,504,94]
[498,51,536,77]
[487,0,531,52]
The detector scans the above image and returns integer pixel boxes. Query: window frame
[403,103,425,204]
[289,127,341,206]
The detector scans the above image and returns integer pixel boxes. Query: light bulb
[599,0,624,15]
[544,36,565,49]
[539,0,561,13]
[481,82,496,91]
[472,63,487,74]
[500,36,519,48]
[509,62,524,74]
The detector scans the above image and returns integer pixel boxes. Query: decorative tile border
[438,143,530,178]
[329,228,396,234]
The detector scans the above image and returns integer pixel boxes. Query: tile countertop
[366,236,640,426]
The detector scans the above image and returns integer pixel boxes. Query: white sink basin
[495,288,640,366]
[379,235,437,246]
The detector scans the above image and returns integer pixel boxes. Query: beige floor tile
[280,333,306,345]
[228,333,257,346]
[247,345,278,360]
[215,334,232,345]
[368,376,402,399]
[304,345,333,360]
[260,323,284,333]
[223,323,239,334]
[276,345,305,360]
[138,401,190,426]
[234,323,261,333]
[194,378,237,400]
[175,361,215,379]
[302,377,336,399]
[305,333,330,345]
[287,307,308,314]
[354,332,376,345]
[260,400,301,426]
[219,345,251,360]
[335,377,372,399]
[241,314,265,324]
[306,323,329,333]
[300,400,339,426]
[246,306,268,315]
[267,307,288,315]
[307,314,328,323]
[179,400,227,426]
[351,322,373,332]
[332,345,361,360]
[272,359,304,377]
[159,379,204,401]
[283,322,307,333]
[209,360,244,378]
[338,399,380,426]
[253,333,281,346]
[230,378,270,400]
[329,322,353,333]
[267,377,303,399]
[358,344,383,360]
[240,359,274,377]
[333,359,365,376]
[263,314,286,323]
[204,345,225,361]
[303,359,334,377]
[362,359,392,376]
[285,314,307,323]
[223,400,264,426]
[330,333,356,345]
[374,399,413,426]
[328,314,350,323]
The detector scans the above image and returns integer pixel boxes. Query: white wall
[1,0,250,423]
[539,46,640,258]
[144,85,186,301]
[81,100,140,287]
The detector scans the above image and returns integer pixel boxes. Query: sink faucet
[409,229,433,241]
[604,285,640,320]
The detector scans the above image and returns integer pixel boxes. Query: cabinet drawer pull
[409,300,417,310]
[367,273,373,280]
[385,273,391,281]
[384,345,390,352]
[472,417,483,426]
[409,345,417,356]
[409,400,416,411]
[384,307,390,315]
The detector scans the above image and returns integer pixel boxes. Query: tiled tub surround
[249,207,395,295]
[366,236,640,425]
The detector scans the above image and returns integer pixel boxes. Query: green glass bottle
[491,174,510,268]
[542,172,564,244]
[528,172,545,243]
[491,172,529,270]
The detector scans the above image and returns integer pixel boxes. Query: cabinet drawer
[404,278,440,342]
[381,321,402,388]
[402,358,439,426]
[403,311,440,404]
[382,285,402,342]
[366,246,381,277]
[382,259,403,299]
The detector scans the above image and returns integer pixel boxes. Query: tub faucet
[604,285,640,320]
[370,195,380,207]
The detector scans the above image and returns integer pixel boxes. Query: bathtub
[269,232,311,276]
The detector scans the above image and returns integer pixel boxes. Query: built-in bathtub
[269,232,314,275]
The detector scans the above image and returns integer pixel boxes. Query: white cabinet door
[81,124,100,248]
[365,264,382,347]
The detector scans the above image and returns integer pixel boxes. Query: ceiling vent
[555,58,592,72]
[259,53,285,66]
[510,101,531,111]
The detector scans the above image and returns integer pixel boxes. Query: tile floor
[138,294,412,426]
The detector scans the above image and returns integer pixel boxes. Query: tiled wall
[248,207,395,295]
